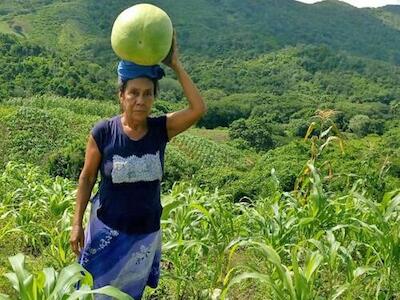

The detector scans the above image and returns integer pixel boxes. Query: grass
[0,22,13,35]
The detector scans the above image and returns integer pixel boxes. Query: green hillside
[1,90,398,201]
[1,0,400,65]
[0,33,115,100]
[1,1,400,299]
[0,33,398,200]
[372,5,400,31]
[0,95,255,190]
[1,33,399,133]
[193,45,399,136]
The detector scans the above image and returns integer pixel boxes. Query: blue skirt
[77,194,162,300]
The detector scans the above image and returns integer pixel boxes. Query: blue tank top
[90,114,169,234]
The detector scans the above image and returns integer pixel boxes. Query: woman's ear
[119,99,124,113]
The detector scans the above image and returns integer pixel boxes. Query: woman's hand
[70,224,85,257]
[162,30,181,71]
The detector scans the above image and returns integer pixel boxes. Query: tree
[348,114,371,137]
[229,117,282,151]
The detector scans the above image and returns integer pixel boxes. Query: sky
[295,0,400,7]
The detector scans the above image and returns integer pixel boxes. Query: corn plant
[221,241,322,300]
[43,211,75,269]
[161,182,245,297]
[1,253,133,300]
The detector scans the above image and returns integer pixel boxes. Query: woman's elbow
[200,103,207,117]
[194,106,207,122]
[190,104,207,121]
[78,172,98,186]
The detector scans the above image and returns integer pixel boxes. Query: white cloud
[295,0,400,7]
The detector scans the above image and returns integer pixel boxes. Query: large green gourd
[111,3,173,65]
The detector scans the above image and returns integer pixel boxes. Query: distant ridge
[0,0,399,65]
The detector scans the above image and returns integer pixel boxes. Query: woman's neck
[122,113,148,131]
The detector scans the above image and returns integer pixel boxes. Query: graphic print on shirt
[111,151,163,183]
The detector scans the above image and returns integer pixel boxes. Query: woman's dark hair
[118,77,159,98]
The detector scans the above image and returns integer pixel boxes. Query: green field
[0,94,399,299]
[1,0,400,298]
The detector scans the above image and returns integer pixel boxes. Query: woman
[70,34,207,299]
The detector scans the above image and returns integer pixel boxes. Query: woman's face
[119,77,155,119]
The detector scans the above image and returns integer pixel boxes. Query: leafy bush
[47,140,86,180]
[229,117,287,152]
[0,33,116,100]
[163,145,199,192]
[2,106,97,166]
[197,96,253,129]
[348,114,384,137]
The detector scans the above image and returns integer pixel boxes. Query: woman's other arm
[70,135,101,257]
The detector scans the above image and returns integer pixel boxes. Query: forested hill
[0,0,400,66]
[382,4,400,13]
[1,3,400,296]
[373,4,400,31]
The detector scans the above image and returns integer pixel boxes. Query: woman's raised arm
[162,31,207,140]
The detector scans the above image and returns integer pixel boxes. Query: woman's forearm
[72,177,96,227]
[173,63,207,114]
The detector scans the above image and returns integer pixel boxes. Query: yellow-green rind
[111,3,173,65]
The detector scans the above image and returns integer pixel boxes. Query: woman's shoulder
[148,114,167,126]
[92,115,120,135]
[94,115,120,126]
[148,114,169,143]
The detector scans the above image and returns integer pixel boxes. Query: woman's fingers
[79,232,85,253]
[162,29,179,67]
[70,226,84,257]
[70,238,80,256]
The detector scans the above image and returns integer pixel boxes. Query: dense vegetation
[0,0,400,298]
[1,91,399,298]
[1,127,399,298]
[0,34,115,100]
[2,0,400,65]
